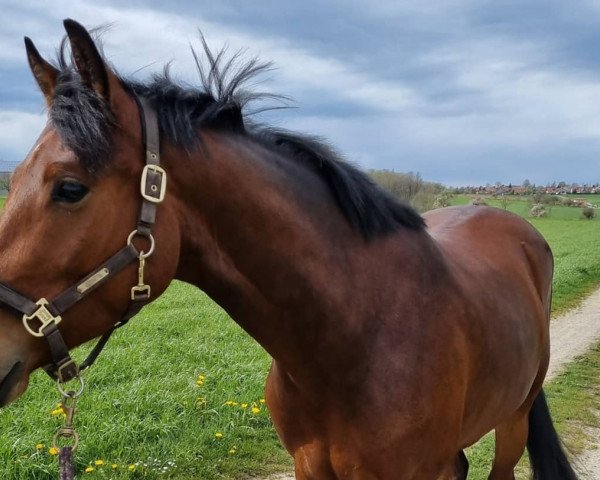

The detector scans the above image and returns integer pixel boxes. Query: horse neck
[167,133,426,373]
[168,133,340,344]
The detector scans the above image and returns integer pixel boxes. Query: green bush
[582,207,596,220]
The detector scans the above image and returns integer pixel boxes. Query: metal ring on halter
[57,376,85,398]
[127,230,155,258]
[53,429,80,452]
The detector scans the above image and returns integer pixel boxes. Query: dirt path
[546,288,600,478]
[258,288,600,480]
[546,288,600,380]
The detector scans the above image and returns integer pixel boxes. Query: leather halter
[0,96,166,384]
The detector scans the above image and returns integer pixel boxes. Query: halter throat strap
[0,95,165,383]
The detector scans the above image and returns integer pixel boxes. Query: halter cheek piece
[0,96,166,384]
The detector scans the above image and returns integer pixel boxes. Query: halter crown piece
[0,96,166,384]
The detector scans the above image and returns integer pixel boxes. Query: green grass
[532,219,600,315]
[1,194,599,478]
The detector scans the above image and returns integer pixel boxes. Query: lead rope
[59,447,74,480]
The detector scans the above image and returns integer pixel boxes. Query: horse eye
[51,180,89,203]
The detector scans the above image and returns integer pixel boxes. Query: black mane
[49,35,424,239]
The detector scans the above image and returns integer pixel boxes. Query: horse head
[0,19,179,406]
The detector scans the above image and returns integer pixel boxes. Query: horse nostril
[0,361,23,407]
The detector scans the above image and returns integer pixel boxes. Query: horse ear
[63,19,111,100]
[24,37,59,107]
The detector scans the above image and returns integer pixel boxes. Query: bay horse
[0,20,577,479]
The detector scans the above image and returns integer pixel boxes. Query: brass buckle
[22,298,62,338]
[140,164,167,203]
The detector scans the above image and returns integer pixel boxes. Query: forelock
[49,69,115,174]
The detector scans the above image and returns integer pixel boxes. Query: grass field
[0,194,599,479]
[563,194,600,206]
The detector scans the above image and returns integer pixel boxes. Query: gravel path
[546,288,600,380]
[546,289,600,479]
[257,289,600,480]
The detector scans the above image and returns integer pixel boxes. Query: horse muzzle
[0,361,24,407]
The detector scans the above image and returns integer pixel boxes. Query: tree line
[368,170,451,212]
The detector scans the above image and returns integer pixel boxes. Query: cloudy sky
[1,0,600,186]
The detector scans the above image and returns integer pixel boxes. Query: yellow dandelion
[50,408,64,417]
[251,407,261,414]
[241,403,248,408]
[35,443,44,450]
[94,460,104,466]
[112,464,119,469]
[128,464,136,471]
[228,448,237,455]
[259,399,266,404]
[48,447,59,456]
[224,400,235,406]
[215,432,223,438]
[85,466,94,473]
[196,396,206,406]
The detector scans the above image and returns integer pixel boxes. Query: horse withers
[0,19,577,479]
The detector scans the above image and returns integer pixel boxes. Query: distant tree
[369,169,447,212]
[499,195,510,210]
[522,179,531,188]
[369,170,423,204]
[0,173,9,193]
[432,190,453,209]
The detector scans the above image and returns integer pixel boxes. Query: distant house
[457,182,599,197]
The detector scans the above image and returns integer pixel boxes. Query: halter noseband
[0,96,166,384]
